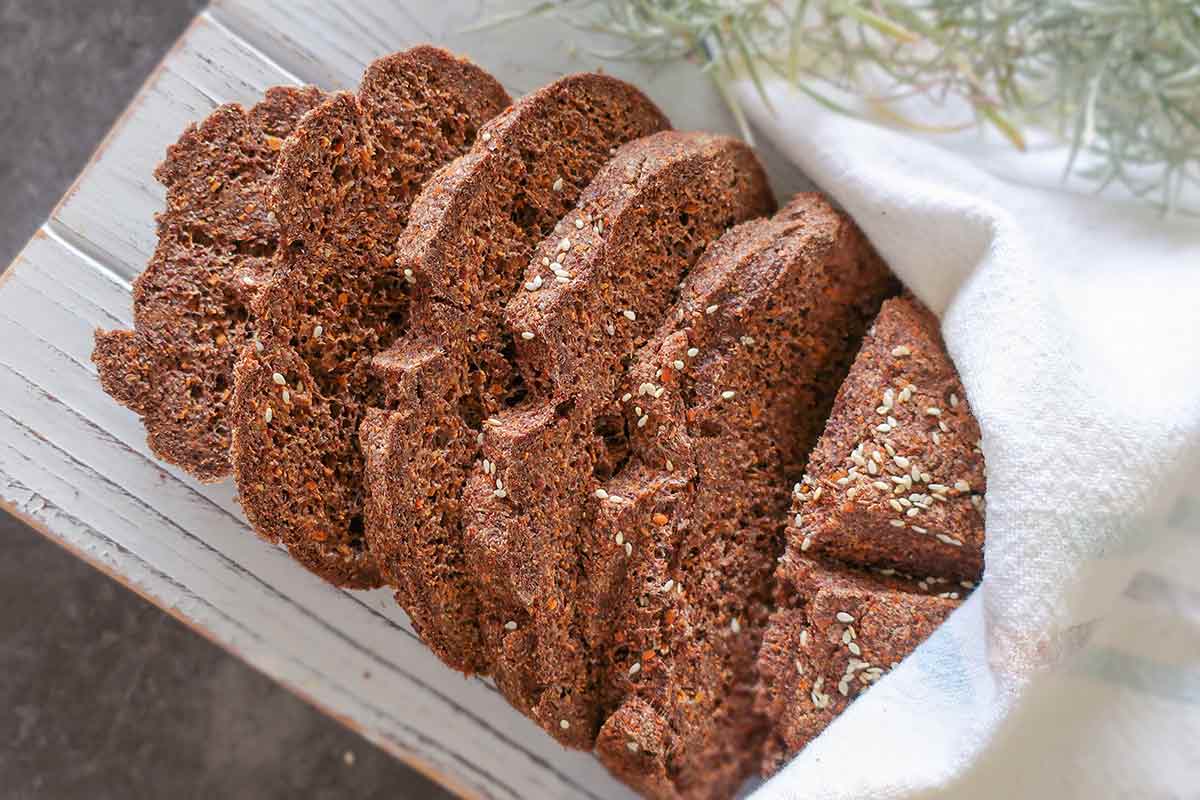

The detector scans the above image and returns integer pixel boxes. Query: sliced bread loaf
[589,195,896,799]
[229,47,510,587]
[93,86,325,481]
[359,74,671,665]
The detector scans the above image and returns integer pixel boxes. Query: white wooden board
[0,2,813,797]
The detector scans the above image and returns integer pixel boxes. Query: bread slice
[358,75,671,665]
[588,195,896,799]
[754,294,983,774]
[229,47,510,587]
[453,132,775,750]
[93,86,326,481]
[755,556,960,775]
[789,295,986,582]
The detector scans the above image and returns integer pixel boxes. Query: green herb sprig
[490,1,1200,213]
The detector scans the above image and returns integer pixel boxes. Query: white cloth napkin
[735,78,1200,799]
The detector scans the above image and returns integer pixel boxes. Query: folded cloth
[736,78,1200,799]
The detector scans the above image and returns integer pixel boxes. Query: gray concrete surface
[0,2,456,797]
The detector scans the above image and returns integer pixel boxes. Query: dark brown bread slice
[456,132,774,754]
[755,556,960,775]
[229,47,510,587]
[588,195,896,799]
[789,295,986,583]
[93,86,326,481]
[359,76,670,665]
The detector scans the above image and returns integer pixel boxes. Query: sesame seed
[550,262,569,277]
[574,218,584,229]
[867,460,879,475]
[504,620,518,631]
[604,323,615,336]
[801,535,813,551]
[481,131,492,142]
[476,433,485,445]
[894,455,910,469]
[264,407,273,423]
[721,390,736,400]
[521,331,535,340]
[730,618,741,633]
[559,238,571,252]
[673,360,684,370]
[552,177,564,191]
[876,406,890,415]
[621,393,632,402]
[493,488,507,499]
[949,393,959,408]
[594,489,608,499]
[876,423,892,432]
[255,339,264,353]
[740,335,755,346]
[906,507,920,517]
[637,415,649,428]
[625,542,633,557]
[282,389,291,404]
[525,275,543,291]
[542,257,551,266]
[955,480,971,492]
[623,309,637,321]
[626,741,639,752]
[634,406,642,416]
[686,347,699,358]
[662,579,674,592]
[560,719,570,730]
[912,526,928,534]
[936,533,964,547]
[615,532,624,545]
[926,407,942,417]
[872,481,890,491]
[842,629,853,644]
[889,499,904,512]
[272,372,286,386]
[939,420,950,432]
[799,630,810,647]
[628,662,641,676]
[889,519,906,528]
[848,642,862,656]
[836,611,854,623]
[793,513,803,526]
[931,431,942,445]
[665,459,674,471]
[403,268,415,283]
[313,325,323,339]
[705,304,719,315]
[892,345,911,357]
[838,679,850,696]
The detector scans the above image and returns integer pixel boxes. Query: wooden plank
[0,4,819,797]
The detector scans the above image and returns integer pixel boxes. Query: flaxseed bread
[229,47,510,587]
[359,75,670,665]
[588,195,896,799]
[455,132,774,751]
[93,86,325,481]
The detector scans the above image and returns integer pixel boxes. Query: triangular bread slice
[93,86,325,481]
[229,47,509,587]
